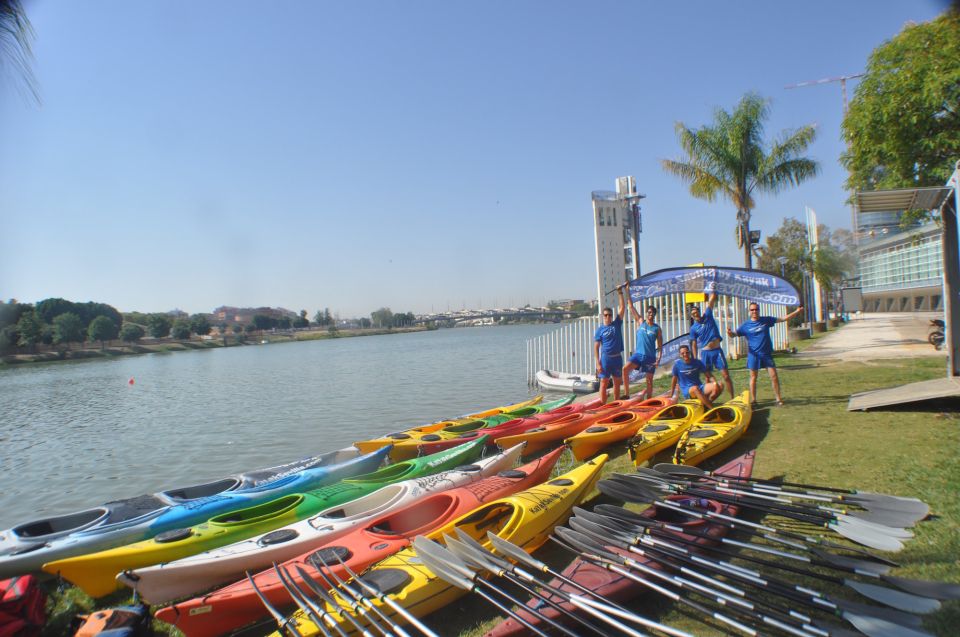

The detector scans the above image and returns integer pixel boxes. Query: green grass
[38,351,960,636]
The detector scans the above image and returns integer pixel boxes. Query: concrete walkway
[795,311,944,362]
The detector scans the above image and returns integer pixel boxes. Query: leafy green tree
[251,314,275,331]
[15,310,43,350]
[842,12,960,192]
[662,93,819,268]
[232,324,244,334]
[293,310,309,328]
[120,323,145,345]
[171,319,192,340]
[147,314,172,338]
[0,299,29,330]
[189,314,211,336]
[36,298,76,325]
[0,0,39,104]
[53,312,84,348]
[0,325,17,353]
[88,316,117,349]
[277,316,292,329]
[371,307,393,328]
[359,317,372,329]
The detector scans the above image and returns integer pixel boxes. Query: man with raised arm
[727,301,804,406]
[594,286,626,404]
[623,302,662,400]
[689,291,735,400]
[671,344,723,409]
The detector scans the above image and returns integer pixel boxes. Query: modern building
[592,176,643,312]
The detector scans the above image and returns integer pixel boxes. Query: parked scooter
[929,319,945,350]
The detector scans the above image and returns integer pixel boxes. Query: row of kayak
[1,388,759,636]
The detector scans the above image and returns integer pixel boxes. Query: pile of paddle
[408,468,958,637]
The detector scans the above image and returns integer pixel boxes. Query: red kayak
[483,449,755,637]
[417,396,642,456]
[156,447,564,637]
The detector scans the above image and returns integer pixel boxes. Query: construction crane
[785,73,864,113]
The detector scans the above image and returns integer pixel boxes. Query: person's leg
[644,372,654,400]
[599,377,610,404]
[768,367,783,404]
[708,379,724,401]
[689,385,713,409]
[621,361,637,398]
[722,369,734,399]
[611,367,622,400]
[748,370,758,404]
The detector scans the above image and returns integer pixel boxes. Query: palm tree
[0,0,40,104]
[662,93,818,269]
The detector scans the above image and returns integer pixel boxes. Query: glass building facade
[859,227,943,293]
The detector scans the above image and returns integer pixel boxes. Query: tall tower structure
[592,176,644,313]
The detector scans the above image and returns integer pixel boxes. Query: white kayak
[535,369,599,394]
[118,444,524,604]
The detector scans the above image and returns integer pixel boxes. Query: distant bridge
[414,309,579,325]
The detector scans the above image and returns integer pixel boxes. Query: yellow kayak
[354,396,543,455]
[277,454,609,636]
[564,396,674,461]
[673,391,752,466]
[628,400,704,467]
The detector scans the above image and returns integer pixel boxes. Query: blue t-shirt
[735,316,778,355]
[594,317,624,356]
[690,306,722,349]
[672,358,707,393]
[635,322,661,359]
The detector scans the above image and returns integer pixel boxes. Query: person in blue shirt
[727,301,804,406]
[622,302,662,400]
[689,291,734,400]
[594,286,626,403]
[670,344,722,409]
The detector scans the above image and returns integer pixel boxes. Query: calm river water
[0,325,557,530]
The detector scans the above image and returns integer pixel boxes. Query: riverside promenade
[795,311,944,362]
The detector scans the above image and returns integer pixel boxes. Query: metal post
[944,175,960,377]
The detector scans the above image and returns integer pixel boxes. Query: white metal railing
[526,293,788,384]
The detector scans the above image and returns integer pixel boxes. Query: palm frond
[0,0,40,104]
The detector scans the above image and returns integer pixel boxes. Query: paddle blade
[842,611,935,637]
[882,573,960,601]
[832,519,905,552]
[845,579,941,614]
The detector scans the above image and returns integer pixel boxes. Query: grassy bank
[1,326,428,367]
[39,351,959,636]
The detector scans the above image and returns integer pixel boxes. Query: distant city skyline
[1,2,947,316]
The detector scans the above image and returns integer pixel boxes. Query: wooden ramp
[848,377,960,411]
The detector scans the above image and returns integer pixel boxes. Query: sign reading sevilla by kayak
[627,266,801,306]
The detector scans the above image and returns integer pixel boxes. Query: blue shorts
[628,353,657,375]
[599,353,622,379]
[747,351,776,370]
[682,383,705,399]
[700,348,727,372]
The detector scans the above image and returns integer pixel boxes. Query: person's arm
[670,375,678,398]
[626,295,641,323]
[655,328,663,365]
[616,285,627,319]
[706,291,717,310]
[726,325,739,338]
[690,331,698,359]
[776,306,804,324]
[594,339,602,374]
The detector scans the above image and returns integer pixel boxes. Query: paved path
[795,312,943,362]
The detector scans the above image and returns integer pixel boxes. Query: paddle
[306,555,390,637]
[652,463,930,515]
[553,527,861,637]
[246,570,306,637]
[562,520,933,637]
[614,473,916,538]
[329,552,442,637]
[312,556,405,637]
[446,531,706,637]
[410,537,553,637]
[274,563,339,637]
[573,509,943,614]
[589,505,960,601]
[635,468,928,528]
[445,531,606,637]
[598,478,907,552]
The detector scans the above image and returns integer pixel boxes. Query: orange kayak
[564,395,675,461]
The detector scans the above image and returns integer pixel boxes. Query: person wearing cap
[594,286,626,403]
[727,301,804,405]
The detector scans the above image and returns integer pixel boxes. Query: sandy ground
[794,311,944,362]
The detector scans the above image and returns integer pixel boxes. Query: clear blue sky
[0,1,949,318]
